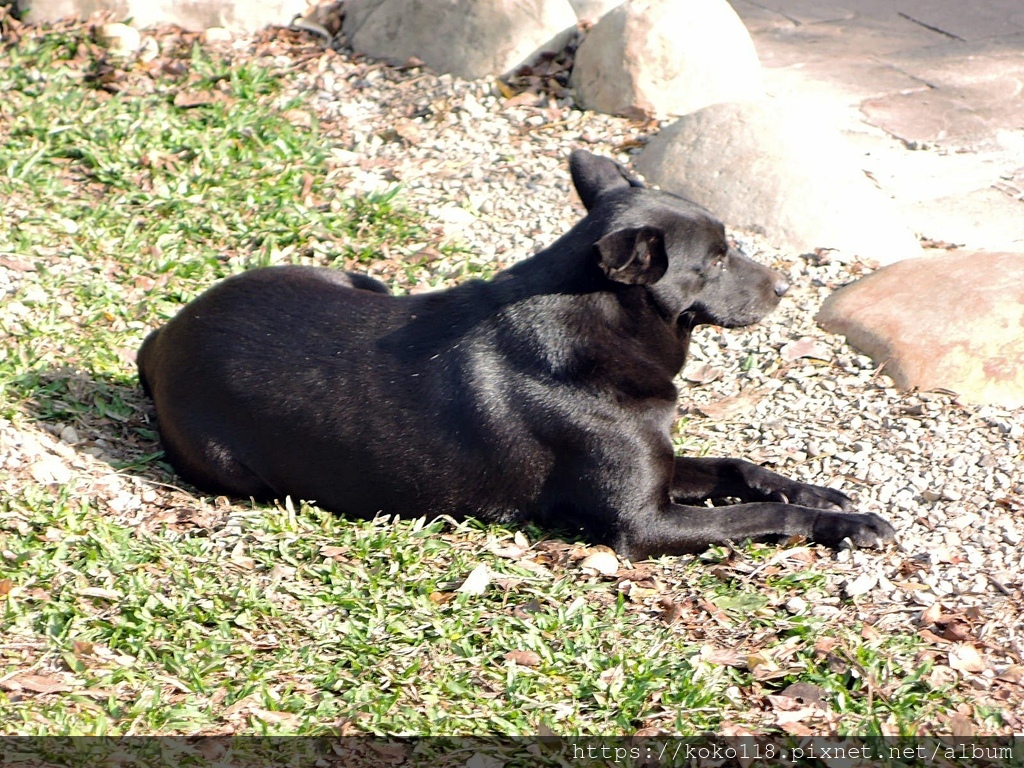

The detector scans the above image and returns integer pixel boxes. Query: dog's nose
[773,278,790,297]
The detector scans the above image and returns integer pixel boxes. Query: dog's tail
[136,327,161,397]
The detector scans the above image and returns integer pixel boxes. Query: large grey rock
[636,99,923,265]
[343,0,577,80]
[19,0,305,33]
[816,251,1024,408]
[570,0,761,119]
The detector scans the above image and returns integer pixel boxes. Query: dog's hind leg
[342,272,390,294]
[157,422,275,501]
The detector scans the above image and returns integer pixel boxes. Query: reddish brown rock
[816,251,1024,407]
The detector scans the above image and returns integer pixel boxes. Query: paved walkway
[732,0,1024,253]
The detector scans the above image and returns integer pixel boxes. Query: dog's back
[137,256,640,528]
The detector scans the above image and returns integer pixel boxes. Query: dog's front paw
[769,482,853,512]
[812,511,896,549]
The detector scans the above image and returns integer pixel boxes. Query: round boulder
[816,251,1024,408]
[343,0,578,80]
[635,99,924,265]
[570,0,761,119]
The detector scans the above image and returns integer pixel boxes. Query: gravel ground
[287,43,1024,666]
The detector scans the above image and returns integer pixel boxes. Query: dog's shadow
[10,365,580,546]
[11,365,173,487]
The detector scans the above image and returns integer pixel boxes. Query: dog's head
[570,150,789,330]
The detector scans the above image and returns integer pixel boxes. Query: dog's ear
[570,150,645,210]
[596,226,668,285]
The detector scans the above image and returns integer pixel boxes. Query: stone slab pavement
[730,0,1024,253]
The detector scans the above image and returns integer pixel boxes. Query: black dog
[137,150,894,560]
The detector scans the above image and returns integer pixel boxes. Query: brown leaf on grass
[778,720,815,736]
[697,597,732,626]
[948,712,975,737]
[579,548,618,576]
[700,646,748,669]
[173,90,228,108]
[997,665,1024,684]
[659,597,686,624]
[773,682,829,710]
[0,578,12,597]
[920,602,943,625]
[504,650,541,667]
[0,673,75,694]
[919,628,951,645]
[456,563,492,595]
[813,637,839,656]
[948,643,987,673]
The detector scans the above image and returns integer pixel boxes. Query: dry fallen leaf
[659,598,685,624]
[504,650,542,667]
[948,711,975,737]
[695,388,767,420]
[779,720,815,736]
[456,564,492,595]
[781,338,832,362]
[487,542,528,560]
[682,362,723,384]
[776,682,829,710]
[843,573,877,598]
[0,673,75,694]
[78,586,122,600]
[700,646,748,669]
[948,643,987,673]
[920,602,943,625]
[579,547,618,576]
[997,665,1024,684]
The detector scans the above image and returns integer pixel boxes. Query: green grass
[0,16,1005,737]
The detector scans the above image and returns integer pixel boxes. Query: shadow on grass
[8,364,175,486]
[8,362,582,546]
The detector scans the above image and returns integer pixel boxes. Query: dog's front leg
[671,456,852,510]
[617,501,895,560]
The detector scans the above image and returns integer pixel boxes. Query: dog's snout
[773,277,790,297]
